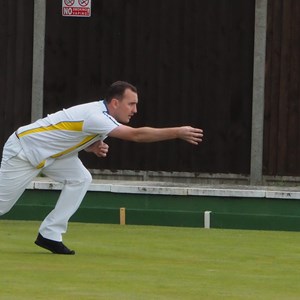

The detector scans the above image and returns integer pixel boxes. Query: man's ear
[111,98,119,109]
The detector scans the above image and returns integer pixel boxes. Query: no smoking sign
[62,0,91,17]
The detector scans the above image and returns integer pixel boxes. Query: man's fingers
[98,142,109,149]
[184,127,204,145]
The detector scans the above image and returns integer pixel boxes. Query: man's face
[112,89,138,123]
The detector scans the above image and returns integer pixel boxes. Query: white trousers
[0,133,92,241]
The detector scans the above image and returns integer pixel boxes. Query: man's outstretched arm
[108,125,203,145]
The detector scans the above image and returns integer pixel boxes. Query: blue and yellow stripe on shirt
[17,121,84,138]
[18,121,98,168]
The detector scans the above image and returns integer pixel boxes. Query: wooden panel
[264,0,300,176]
[44,0,255,174]
[0,0,33,155]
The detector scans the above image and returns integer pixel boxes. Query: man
[0,81,203,255]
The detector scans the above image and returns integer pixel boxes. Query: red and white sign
[62,0,91,17]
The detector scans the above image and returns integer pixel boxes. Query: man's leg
[38,155,92,242]
[0,135,40,216]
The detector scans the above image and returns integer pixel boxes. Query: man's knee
[82,171,92,185]
[68,170,92,186]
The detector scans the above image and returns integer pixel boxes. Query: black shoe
[34,233,75,255]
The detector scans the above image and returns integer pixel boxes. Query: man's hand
[177,126,204,145]
[84,141,109,157]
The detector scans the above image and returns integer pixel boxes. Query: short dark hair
[105,81,137,103]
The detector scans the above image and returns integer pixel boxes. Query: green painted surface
[2,189,300,231]
[212,213,300,231]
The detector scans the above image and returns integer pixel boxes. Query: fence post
[31,0,46,122]
[250,0,268,185]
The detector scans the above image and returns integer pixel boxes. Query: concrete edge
[27,178,300,199]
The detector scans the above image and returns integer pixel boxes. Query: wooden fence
[1,0,300,178]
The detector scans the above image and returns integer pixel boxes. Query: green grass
[1,220,300,299]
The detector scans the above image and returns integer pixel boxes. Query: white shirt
[17,101,119,168]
